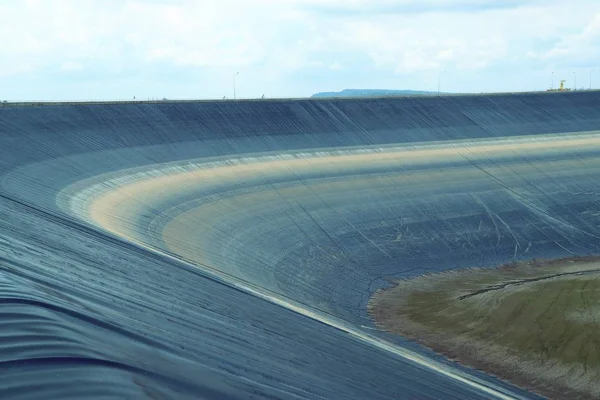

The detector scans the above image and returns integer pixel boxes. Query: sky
[1,0,599,101]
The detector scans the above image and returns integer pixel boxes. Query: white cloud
[329,62,343,70]
[0,0,599,99]
[528,13,600,64]
[60,61,84,72]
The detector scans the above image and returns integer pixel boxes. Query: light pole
[233,72,239,100]
[438,70,446,95]
[573,72,577,90]
[551,71,555,90]
[591,69,596,90]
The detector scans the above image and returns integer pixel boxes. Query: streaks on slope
[3,93,600,398]
[0,192,489,400]
[51,132,600,398]
[64,132,600,322]
[63,150,547,400]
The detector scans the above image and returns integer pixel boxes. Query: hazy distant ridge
[311,89,439,98]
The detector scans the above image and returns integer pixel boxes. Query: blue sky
[1,0,599,101]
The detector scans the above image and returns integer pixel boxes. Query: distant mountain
[311,89,439,98]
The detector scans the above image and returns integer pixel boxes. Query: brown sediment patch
[85,132,600,237]
[368,255,600,400]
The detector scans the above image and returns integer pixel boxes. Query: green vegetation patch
[368,257,600,399]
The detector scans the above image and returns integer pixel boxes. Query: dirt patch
[369,255,600,399]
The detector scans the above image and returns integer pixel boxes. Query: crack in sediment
[458,268,600,300]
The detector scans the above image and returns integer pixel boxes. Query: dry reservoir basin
[1,92,600,399]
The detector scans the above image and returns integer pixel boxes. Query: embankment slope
[1,92,599,398]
